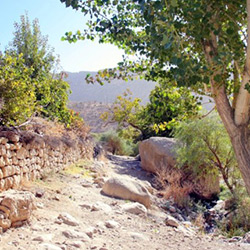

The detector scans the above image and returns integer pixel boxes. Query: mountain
[65,71,157,104]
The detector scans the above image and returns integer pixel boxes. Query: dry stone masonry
[0,130,93,192]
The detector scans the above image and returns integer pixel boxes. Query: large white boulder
[139,137,220,199]
[102,176,151,208]
[139,137,176,173]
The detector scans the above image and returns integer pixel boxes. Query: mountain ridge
[65,71,157,104]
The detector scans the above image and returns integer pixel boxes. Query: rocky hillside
[68,101,117,133]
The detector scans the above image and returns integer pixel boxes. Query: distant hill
[68,101,116,133]
[65,71,157,104]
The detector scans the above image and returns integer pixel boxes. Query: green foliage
[174,115,241,196]
[101,89,144,132]
[102,83,200,140]
[60,0,250,194]
[219,197,250,237]
[143,80,201,137]
[8,14,55,78]
[0,14,78,127]
[95,130,138,156]
[38,77,72,125]
[60,0,245,93]
[0,53,36,126]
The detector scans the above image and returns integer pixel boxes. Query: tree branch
[200,107,215,119]
[203,138,235,195]
[234,0,250,125]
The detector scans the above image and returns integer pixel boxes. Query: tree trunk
[230,128,250,195]
[202,16,250,194]
[210,81,250,195]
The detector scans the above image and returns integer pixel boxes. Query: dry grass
[25,117,90,140]
[63,160,93,178]
[163,182,193,208]
[194,213,205,232]
[156,167,193,208]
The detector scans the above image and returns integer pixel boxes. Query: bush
[95,131,138,156]
[219,196,250,237]
[174,114,241,197]
[0,14,75,127]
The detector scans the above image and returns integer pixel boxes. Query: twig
[200,107,215,119]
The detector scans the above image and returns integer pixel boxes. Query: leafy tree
[3,14,77,126]
[39,77,73,125]
[101,89,146,138]
[102,83,200,139]
[61,0,250,194]
[0,53,36,126]
[7,14,55,78]
[143,81,201,136]
[175,115,241,197]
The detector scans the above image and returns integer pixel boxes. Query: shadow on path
[107,154,154,183]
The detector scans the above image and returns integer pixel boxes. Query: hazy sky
[0,0,124,72]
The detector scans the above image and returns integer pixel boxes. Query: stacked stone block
[0,131,93,191]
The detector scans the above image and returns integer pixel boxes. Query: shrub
[174,114,241,197]
[95,131,138,156]
[219,196,250,237]
[155,166,193,208]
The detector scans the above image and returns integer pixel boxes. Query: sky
[0,0,124,72]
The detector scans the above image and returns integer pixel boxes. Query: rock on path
[0,155,249,250]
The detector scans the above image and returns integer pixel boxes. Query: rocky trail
[0,155,249,250]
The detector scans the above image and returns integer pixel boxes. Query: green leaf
[170,0,178,7]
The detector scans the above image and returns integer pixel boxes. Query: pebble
[68,241,83,248]
[35,189,45,198]
[91,202,112,213]
[37,202,45,209]
[85,227,98,238]
[32,234,53,242]
[121,202,147,216]
[80,203,92,209]
[165,215,180,228]
[105,220,119,229]
[39,243,62,250]
[57,213,79,226]
[81,180,93,187]
[129,232,149,241]
[62,230,79,239]
[169,205,176,213]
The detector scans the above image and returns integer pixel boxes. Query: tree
[0,53,36,126]
[7,14,55,78]
[100,89,146,138]
[144,80,200,137]
[60,0,250,194]
[102,83,200,140]
[4,14,76,126]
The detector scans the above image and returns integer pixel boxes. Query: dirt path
[0,155,249,250]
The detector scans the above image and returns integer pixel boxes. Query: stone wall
[0,130,93,191]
